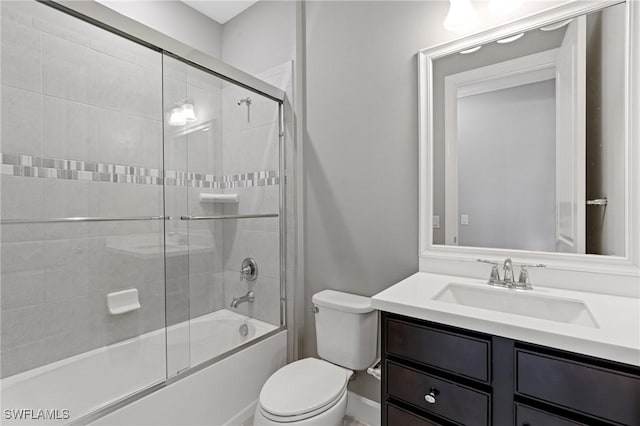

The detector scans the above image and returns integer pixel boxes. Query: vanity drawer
[387,404,442,426]
[515,403,585,426]
[385,317,490,382]
[386,361,490,426]
[516,350,640,425]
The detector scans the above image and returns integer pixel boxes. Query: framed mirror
[418,0,640,278]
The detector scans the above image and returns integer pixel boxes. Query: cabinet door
[515,403,585,426]
[387,404,441,426]
[386,361,490,426]
[385,318,490,382]
[516,350,640,425]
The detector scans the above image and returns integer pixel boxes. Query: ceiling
[180,0,259,24]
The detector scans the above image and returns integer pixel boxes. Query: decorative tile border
[0,153,279,189]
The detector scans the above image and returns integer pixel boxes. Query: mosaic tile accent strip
[0,153,279,189]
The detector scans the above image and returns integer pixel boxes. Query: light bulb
[488,0,524,16]
[181,103,197,122]
[444,0,478,31]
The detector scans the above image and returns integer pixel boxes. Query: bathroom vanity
[373,273,640,426]
[381,312,640,426]
[392,0,640,423]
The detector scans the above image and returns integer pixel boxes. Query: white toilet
[254,290,378,426]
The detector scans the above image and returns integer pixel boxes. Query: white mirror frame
[418,0,640,295]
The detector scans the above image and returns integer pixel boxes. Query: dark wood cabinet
[387,404,443,426]
[386,361,490,426]
[386,318,491,382]
[515,403,586,426]
[381,312,640,426]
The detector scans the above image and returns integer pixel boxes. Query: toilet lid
[259,358,349,418]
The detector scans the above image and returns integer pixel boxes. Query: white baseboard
[346,391,381,426]
[225,400,257,426]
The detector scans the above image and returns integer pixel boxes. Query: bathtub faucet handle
[240,258,258,282]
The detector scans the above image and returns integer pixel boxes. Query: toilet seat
[258,358,351,423]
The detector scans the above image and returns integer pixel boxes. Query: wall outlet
[460,214,469,225]
[433,215,440,229]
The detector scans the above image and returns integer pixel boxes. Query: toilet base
[253,388,348,426]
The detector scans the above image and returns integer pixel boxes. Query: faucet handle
[477,259,501,285]
[515,263,545,290]
[477,259,499,265]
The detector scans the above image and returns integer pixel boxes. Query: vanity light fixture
[460,45,482,54]
[168,100,197,127]
[496,32,525,43]
[443,0,478,31]
[540,18,573,31]
[488,0,524,16]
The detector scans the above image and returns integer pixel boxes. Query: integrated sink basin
[433,283,598,328]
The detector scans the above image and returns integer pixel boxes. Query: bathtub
[1,310,279,425]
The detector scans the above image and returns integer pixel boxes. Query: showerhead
[237,97,252,106]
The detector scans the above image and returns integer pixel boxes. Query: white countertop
[372,272,640,367]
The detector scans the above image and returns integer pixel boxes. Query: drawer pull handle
[424,388,439,404]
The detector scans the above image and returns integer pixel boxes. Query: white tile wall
[220,62,291,328]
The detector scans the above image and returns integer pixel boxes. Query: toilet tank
[312,290,378,371]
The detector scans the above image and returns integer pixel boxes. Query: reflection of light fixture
[460,45,482,54]
[443,0,478,31]
[169,106,186,126]
[497,32,525,43]
[540,18,573,31]
[181,103,197,122]
[488,0,524,16]
[168,100,197,127]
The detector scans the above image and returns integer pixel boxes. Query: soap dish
[107,289,141,315]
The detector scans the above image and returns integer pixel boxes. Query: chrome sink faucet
[477,258,545,290]
[502,258,515,287]
[230,291,255,308]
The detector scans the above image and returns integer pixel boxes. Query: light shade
[444,0,478,31]
[169,106,186,126]
[181,103,197,122]
[488,0,524,16]
[168,102,197,127]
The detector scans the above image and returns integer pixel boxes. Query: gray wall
[302,0,563,402]
[457,81,557,251]
[97,0,223,59]
[222,1,296,76]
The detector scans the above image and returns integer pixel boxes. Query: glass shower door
[0,1,166,422]
[162,53,283,374]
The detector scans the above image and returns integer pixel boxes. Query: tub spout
[230,291,255,308]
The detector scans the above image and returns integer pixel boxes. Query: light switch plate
[460,214,469,225]
[433,215,440,228]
